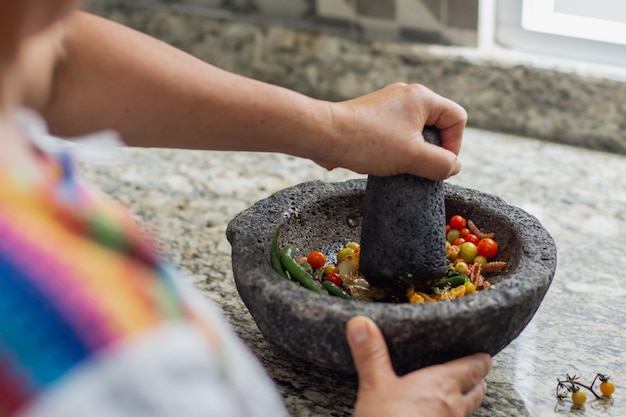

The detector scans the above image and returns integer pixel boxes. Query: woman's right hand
[347,316,491,417]
[315,83,467,181]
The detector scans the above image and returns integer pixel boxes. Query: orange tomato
[306,250,326,270]
[600,380,615,397]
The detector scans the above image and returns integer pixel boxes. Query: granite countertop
[81,128,625,417]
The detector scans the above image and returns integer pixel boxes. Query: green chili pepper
[322,280,351,300]
[300,262,313,273]
[433,275,468,288]
[270,226,289,280]
[280,245,326,294]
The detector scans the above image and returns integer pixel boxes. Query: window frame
[495,0,626,68]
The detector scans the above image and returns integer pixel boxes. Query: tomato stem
[556,374,603,400]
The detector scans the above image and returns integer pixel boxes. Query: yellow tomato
[571,390,586,406]
[600,380,615,397]
[464,281,476,294]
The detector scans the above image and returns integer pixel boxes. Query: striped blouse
[0,110,288,417]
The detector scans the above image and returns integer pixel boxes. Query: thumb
[346,316,395,384]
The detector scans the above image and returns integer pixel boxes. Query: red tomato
[445,225,451,234]
[326,272,342,286]
[449,215,467,230]
[306,250,327,270]
[465,234,480,245]
[477,238,498,259]
[453,237,465,246]
[459,227,470,238]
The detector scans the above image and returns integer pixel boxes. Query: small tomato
[449,215,467,230]
[326,272,342,286]
[571,390,586,406]
[465,234,480,245]
[307,250,326,270]
[477,238,498,259]
[600,380,615,397]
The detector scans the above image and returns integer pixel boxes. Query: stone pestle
[359,127,447,293]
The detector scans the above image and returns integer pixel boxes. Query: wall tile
[157,0,478,46]
[397,0,440,31]
[446,0,478,30]
[355,0,396,19]
[420,0,443,20]
[255,0,311,18]
[316,0,356,19]
[358,16,399,39]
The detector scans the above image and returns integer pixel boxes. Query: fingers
[407,142,462,180]
[439,352,492,394]
[424,94,467,157]
[346,316,395,385]
[463,379,488,417]
[401,83,467,180]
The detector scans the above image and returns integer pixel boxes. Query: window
[495,0,626,68]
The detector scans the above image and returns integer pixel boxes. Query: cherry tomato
[571,389,586,406]
[449,215,467,230]
[459,227,471,238]
[477,238,498,259]
[465,234,480,245]
[464,281,476,294]
[446,229,461,244]
[473,255,488,266]
[460,242,478,263]
[445,225,451,234]
[323,265,336,277]
[453,237,465,246]
[600,380,615,397]
[337,247,354,262]
[454,261,469,275]
[307,250,326,270]
[325,272,342,286]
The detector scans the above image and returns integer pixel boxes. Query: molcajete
[226,179,557,376]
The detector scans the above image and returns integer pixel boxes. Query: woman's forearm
[43,11,335,158]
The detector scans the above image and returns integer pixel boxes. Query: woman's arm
[44,12,332,153]
[43,11,466,180]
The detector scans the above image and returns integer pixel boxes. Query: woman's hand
[319,83,467,181]
[347,316,491,417]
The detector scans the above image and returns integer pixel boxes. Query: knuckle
[405,83,429,96]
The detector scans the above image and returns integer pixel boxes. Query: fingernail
[348,318,370,344]
[449,158,461,177]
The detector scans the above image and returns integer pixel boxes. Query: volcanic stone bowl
[226,179,556,376]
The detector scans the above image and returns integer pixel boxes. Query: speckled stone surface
[80,127,626,416]
[85,0,626,155]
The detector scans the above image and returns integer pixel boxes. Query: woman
[0,2,490,416]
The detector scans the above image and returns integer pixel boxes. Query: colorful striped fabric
[0,148,194,415]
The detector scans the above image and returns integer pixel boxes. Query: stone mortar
[226,179,557,376]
